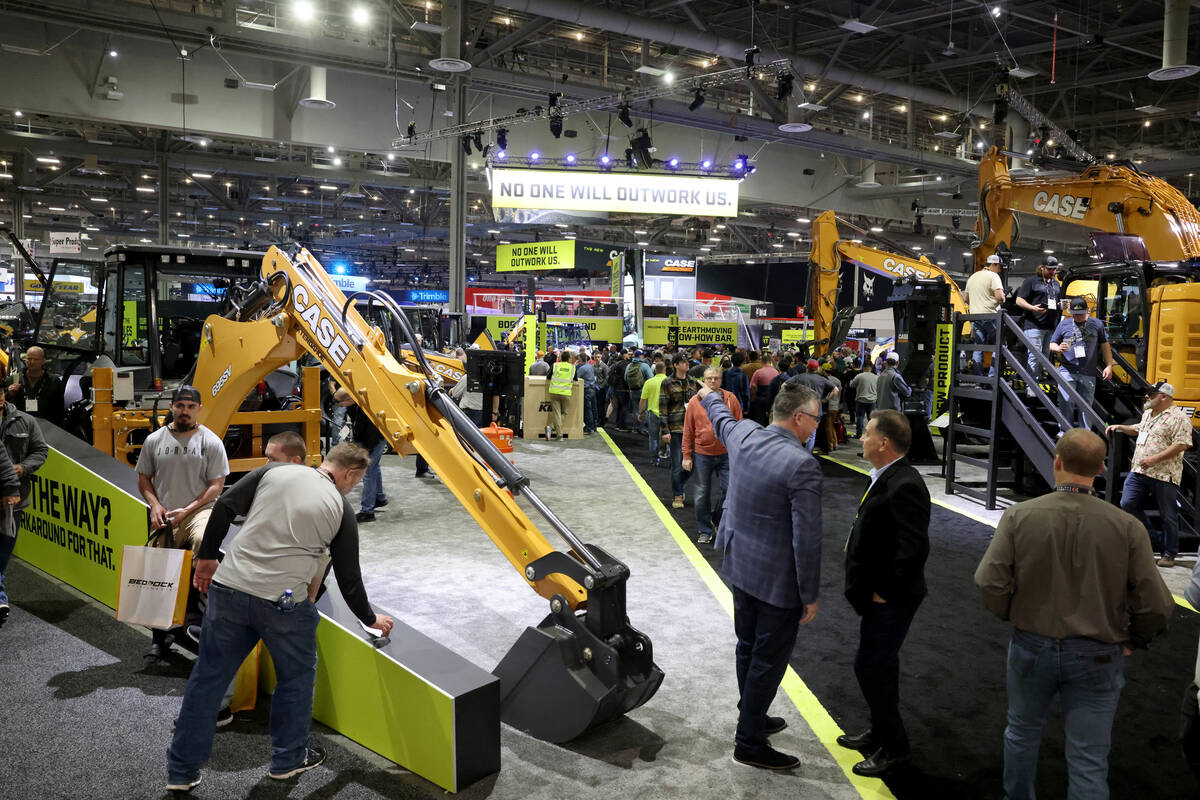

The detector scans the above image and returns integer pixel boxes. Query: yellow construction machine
[104,245,664,742]
[809,210,968,353]
[973,147,1200,423]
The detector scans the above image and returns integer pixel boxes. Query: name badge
[1046,299,1057,310]
[1136,430,1148,446]
[26,398,38,413]
[1073,345,1086,359]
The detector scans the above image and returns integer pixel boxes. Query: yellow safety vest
[548,361,574,396]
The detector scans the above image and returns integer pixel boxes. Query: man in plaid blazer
[698,379,824,771]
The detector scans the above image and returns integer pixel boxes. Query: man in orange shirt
[683,367,743,544]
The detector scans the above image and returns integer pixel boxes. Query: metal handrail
[998,313,1109,434]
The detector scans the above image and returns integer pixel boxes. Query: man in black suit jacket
[838,409,930,778]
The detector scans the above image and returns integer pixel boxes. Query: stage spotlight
[529,151,540,162]
[701,159,713,170]
[625,148,635,169]
[496,127,508,150]
[461,135,472,155]
[549,113,563,138]
[471,131,484,151]
[689,89,706,111]
[565,154,576,165]
[618,103,633,128]
[600,153,612,168]
[406,121,416,138]
[667,157,680,169]
[495,150,506,160]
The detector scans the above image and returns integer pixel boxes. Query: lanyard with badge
[1070,321,1088,360]
[1045,279,1059,310]
[1136,409,1171,447]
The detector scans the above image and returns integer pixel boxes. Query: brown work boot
[671,495,685,509]
[1158,556,1177,568]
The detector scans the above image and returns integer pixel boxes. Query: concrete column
[13,154,25,305]
[1008,116,1029,169]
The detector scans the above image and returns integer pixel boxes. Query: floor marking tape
[598,429,898,800]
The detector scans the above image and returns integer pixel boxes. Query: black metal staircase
[943,310,1199,552]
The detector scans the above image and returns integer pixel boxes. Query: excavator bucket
[493,599,664,743]
[492,544,664,743]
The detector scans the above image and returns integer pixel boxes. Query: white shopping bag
[115,545,192,630]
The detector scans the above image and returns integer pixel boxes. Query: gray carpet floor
[0,432,866,800]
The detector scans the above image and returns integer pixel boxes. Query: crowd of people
[522,341,916,540]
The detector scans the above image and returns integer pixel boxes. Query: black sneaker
[147,630,176,660]
[765,715,788,735]
[165,774,202,792]
[185,624,201,644]
[374,499,389,508]
[269,745,326,779]
[216,706,234,727]
[355,511,375,523]
[733,744,800,770]
[697,533,713,544]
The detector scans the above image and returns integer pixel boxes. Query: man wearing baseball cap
[1049,298,1114,435]
[136,384,230,658]
[1106,381,1193,566]
[1014,256,1062,393]
[966,254,1006,376]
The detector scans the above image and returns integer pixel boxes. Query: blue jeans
[645,411,661,460]
[1024,327,1050,383]
[583,386,597,432]
[692,452,729,536]
[360,439,388,513]
[0,510,23,606]
[732,586,803,750]
[669,431,689,497]
[1056,370,1096,431]
[854,401,875,438]
[1120,471,1180,558]
[1003,630,1125,800]
[628,390,646,432]
[167,582,320,784]
[329,404,347,445]
[972,319,997,376]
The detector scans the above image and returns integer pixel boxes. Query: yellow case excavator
[189,245,663,742]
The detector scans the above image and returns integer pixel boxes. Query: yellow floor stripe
[598,429,897,800]
[818,455,1198,615]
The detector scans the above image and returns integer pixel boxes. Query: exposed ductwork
[1149,0,1198,80]
[474,0,983,114]
[856,162,880,189]
[298,66,336,109]
[431,0,472,72]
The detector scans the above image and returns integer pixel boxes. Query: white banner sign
[490,169,739,217]
[9,238,33,259]
[49,231,81,255]
[329,274,370,293]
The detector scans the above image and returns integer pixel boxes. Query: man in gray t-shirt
[135,385,229,555]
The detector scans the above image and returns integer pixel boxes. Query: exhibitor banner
[484,314,623,344]
[644,319,737,346]
[14,445,149,609]
[497,240,575,272]
[491,169,739,217]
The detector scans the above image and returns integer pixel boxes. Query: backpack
[625,361,647,390]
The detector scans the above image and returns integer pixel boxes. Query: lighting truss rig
[391,60,793,149]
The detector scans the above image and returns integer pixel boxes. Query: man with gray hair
[696,379,824,771]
